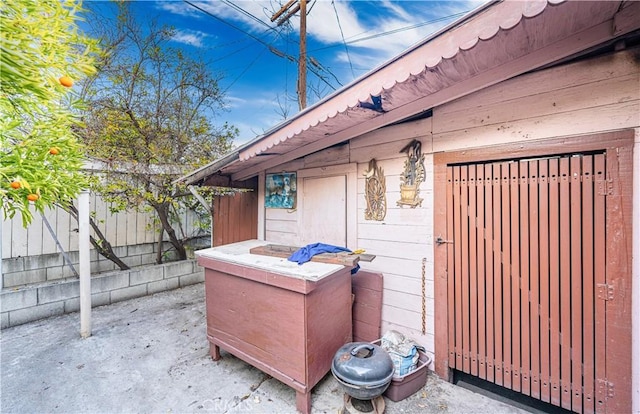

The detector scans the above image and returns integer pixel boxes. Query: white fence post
[632,128,640,414]
[79,190,91,338]
[1,218,3,289]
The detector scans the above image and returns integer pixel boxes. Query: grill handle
[350,344,375,357]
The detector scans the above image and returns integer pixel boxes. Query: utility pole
[298,0,307,110]
[271,0,307,110]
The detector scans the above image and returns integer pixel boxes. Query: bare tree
[80,2,235,262]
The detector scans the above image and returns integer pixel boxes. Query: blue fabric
[288,243,359,274]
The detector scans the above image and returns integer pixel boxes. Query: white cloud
[307,0,488,73]
[333,50,379,75]
[171,29,210,47]
[306,1,365,44]
[178,1,277,34]
[159,1,484,64]
[154,2,203,18]
[224,95,246,108]
[377,0,413,22]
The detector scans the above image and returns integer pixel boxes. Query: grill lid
[331,342,394,387]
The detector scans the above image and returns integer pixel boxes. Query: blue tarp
[288,243,359,274]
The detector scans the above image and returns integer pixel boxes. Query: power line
[183,1,296,97]
[310,11,468,53]
[344,11,468,43]
[214,41,256,61]
[182,0,354,97]
[182,1,295,67]
[223,46,269,92]
[183,0,277,51]
[308,63,339,91]
[331,0,354,79]
[220,0,273,31]
[183,0,339,96]
[309,57,342,88]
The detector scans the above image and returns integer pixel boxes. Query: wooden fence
[2,192,207,259]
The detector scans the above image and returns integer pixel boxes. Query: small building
[180,1,640,412]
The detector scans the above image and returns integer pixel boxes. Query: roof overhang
[178,0,640,187]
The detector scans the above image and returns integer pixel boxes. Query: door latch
[435,236,453,245]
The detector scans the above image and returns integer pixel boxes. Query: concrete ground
[1,283,531,414]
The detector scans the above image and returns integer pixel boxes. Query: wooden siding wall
[261,117,437,349]
[259,48,639,358]
[431,49,640,151]
[265,208,299,245]
[2,192,205,259]
[263,144,351,245]
[350,118,435,350]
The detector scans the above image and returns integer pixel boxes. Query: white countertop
[195,240,345,281]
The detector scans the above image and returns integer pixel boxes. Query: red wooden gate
[212,189,258,247]
[441,137,632,413]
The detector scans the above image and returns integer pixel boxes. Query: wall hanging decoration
[265,172,297,209]
[397,140,425,208]
[364,159,387,221]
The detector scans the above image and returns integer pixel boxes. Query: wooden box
[196,240,353,414]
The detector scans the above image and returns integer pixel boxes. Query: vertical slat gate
[519,161,531,397]
[213,189,258,247]
[501,162,512,390]
[484,164,495,384]
[469,166,479,377]
[559,157,571,410]
[453,167,463,369]
[582,156,595,414]
[461,167,471,374]
[570,156,583,412]
[593,154,607,413]
[447,166,456,367]
[476,165,486,380]
[510,162,521,392]
[549,158,562,407]
[446,153,607,413]
[539,160,551,403]
[529,161,541,400]
[492,163,503,387]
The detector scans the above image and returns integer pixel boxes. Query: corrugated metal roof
[179,0,638,186]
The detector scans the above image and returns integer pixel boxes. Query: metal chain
[421,257,426,335]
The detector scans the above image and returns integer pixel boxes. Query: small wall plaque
[265,173,297,209]
[364,159,386,221]
[397,140,425,208]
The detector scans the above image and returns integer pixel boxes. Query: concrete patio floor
[1,283,531,414]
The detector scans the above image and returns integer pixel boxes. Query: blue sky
[83,1,485,146]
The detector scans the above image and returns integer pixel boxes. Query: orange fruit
[10,181,21,189]
[49,147,60,155]
[27,194,39,202]
[59,76,73,87]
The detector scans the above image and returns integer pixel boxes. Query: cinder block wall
[1,242,180,289]
[1,259,204,329]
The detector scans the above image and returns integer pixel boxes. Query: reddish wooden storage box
[196,240,353,414]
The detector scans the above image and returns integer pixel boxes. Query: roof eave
[180,0,639,187]
[174,151,239,186]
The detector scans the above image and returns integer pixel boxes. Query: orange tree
[1,0,98,227]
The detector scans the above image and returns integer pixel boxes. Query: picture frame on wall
[265,172,297,209]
